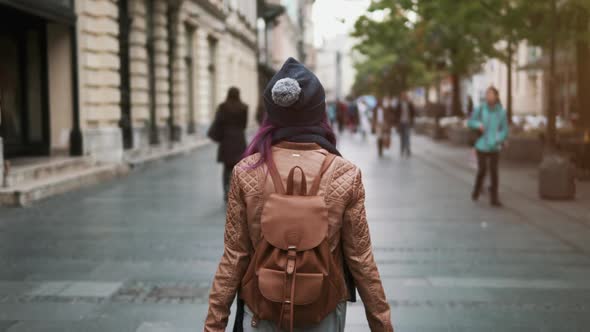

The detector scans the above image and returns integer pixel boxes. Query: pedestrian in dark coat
[208,87,248,201]
[393,92,416,157]
[255,95,265,125]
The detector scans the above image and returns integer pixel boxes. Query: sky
[312,0,371,47]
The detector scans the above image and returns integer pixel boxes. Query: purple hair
[242,114,337,171]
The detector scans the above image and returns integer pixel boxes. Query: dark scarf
[271,126,341,156]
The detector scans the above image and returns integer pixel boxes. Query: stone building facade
[0,0,259,167]
[257,0,315,104]
[467,41,545,116]
[264,0,315,70]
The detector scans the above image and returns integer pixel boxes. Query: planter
[502,136,544,163]
[447,126,472,146]
[432,126,447,140]
[414,118,435,135]
[539,152,576,200]
[414,118,449,139]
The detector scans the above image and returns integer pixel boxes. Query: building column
[167,1,181,142]
[69,24,83,156]
[146,0,159,145]
[185,24,196,135]
[0,138,4,185]
[119,0,134,150]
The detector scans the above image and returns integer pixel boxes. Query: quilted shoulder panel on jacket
[233,154,262,195]
[326,157,359,203]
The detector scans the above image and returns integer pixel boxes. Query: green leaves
[351,1,428,96]
[351,0,501,96]
[352,0,589,96]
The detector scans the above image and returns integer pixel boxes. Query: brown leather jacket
[205,142,393,331]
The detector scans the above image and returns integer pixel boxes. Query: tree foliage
[351,1,428,97]
[352,0,502,115]
[352,0,590,135]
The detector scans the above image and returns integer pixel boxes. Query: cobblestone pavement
[1,133,590,331]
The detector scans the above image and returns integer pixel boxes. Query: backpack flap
[260,194,328,251]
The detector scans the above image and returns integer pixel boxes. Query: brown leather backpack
[239,153,347,331]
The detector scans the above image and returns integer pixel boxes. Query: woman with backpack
[205,58,393,332]
[208,87,249,202]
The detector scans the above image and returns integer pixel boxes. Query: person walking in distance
[394,92,416,158]
[372,97,394,157]
[468,86,509,207]
[207,87,249,202]
[205,58,393,332]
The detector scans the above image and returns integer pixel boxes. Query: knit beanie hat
[263,57,326,127]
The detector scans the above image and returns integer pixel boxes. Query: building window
[208,37,218,118]
[281,0,299,23]
[146,0,159,144]
[185,24,196,134]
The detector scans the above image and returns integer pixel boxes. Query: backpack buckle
[251,315,259,327]
[286,246,297,274]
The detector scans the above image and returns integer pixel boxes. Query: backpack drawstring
[278,271,288,329]
[288,262,297,332]
[278,246,298,332]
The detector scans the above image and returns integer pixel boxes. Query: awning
[0,0,76,25]
[262,3,285,22]
[518,57,546,71]
[518,50,574,71]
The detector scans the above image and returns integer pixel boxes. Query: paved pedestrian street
[1,134,590,332]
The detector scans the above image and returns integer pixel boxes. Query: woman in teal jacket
[468,86,509,207]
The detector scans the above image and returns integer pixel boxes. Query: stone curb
[124,139,212,170]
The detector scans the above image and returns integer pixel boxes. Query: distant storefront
[0,0,259,165]
[0,0,78,159]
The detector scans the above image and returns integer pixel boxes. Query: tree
[517,0,590,146]
[571,0,590,130]
[478,0,530,124]
[412,0,498,117]
[352,1,428,98]
[352,1,497,116]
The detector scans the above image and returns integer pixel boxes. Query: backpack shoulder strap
[308,154,337,196]
[268,163,286,194]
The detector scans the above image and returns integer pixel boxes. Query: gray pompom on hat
[271,78,302,107]
[263,57,326,127]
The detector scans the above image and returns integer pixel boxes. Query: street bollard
[538,152,576,200]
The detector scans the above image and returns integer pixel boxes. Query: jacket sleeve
[341,169,394,332]
[205,169,252,331]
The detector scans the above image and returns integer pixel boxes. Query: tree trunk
[547,0,557,148]
[435,72,441,103]
[400,66,408,95]
[451,73,462,117]
[576,9,590,130]
[506,40,513,124]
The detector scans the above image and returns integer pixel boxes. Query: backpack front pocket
[258,268,324,305]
